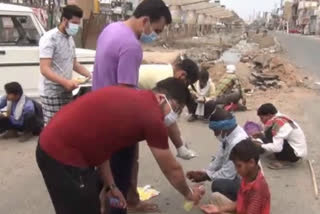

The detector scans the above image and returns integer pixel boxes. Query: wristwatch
[105,183,117,193]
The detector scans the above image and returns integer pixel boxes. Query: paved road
[274,32,320,79]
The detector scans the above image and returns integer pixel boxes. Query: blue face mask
[140,31,158,44]
[66,22,79,36]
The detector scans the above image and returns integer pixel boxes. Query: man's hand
[0,113,7,118]
[242,97,247,106]
[251,132,264,139]
[99,186,108,214]
[99,186,127,213]
[185,185,205,205]
[108,187,127,209]
[200,204,220,214]
[197,97,206,103]
[186,171,210,183]
[63,79,79,92]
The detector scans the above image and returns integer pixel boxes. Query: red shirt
[40,87,169,167]
[236,170,271,214]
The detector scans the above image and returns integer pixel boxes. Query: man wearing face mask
[39,5,91,124]
[36,78,204,214]
[93,0,172,213]
[187,107,248,202]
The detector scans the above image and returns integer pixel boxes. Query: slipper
[267,161,293,170]
[127,201,160,213]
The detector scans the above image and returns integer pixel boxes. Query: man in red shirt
[200,139,270,214]
[36,78,204,214]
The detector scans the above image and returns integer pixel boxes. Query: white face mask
[163,96,178,127]
[216,132,227,142]
[66,22,79,36]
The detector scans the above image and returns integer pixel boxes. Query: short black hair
[199,69,209,82]
[175,59,199,85]
[257,103,278,116]
[133,0,172,24]
[230,139,260,163]
[5,82,23,96]
[154,77,190,106]
[61,5,83,20]
[209,107,233,122]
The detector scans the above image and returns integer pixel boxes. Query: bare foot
[127,201,160,213]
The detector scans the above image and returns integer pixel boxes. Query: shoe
[267,160,301,170]
[177,145,197,160]
[1,130,18,139]
[187,114,198,122]
[18,132,33,143]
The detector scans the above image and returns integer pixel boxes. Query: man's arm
[0,96,7,110]
[98,160,116,187]
[261,123,292,153]
[40,59,78,91]
[168,122,183,149]
[117,45,142,87]
[149,147,202,203]
[73,59,91,78]
[207,159,237,181]
[98,160,126,210]
[206,145,224,177]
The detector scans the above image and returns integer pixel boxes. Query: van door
[0,14,41,97]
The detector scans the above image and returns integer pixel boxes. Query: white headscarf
[226,64,236,74]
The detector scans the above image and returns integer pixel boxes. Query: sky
[221,0,281,21]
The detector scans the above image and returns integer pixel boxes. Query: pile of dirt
[185,47,221,65]
[243,53,302,90]
[248,33,275,48]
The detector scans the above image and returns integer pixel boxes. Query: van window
[0,15,40,46]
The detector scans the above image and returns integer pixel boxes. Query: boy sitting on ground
[200,139,271,214]
[188,69,216,122]
[0,82,43,142]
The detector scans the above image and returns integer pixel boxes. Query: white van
[0,3,95,98]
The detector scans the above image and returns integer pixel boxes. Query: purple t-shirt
[93,22,143,90]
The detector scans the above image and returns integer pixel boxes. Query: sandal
[127,201,160,213]
[268,161,293,170]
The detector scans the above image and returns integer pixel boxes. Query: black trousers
[275,141,300,162]
[187,99,217,119]
[214,91,242,106]
[36,144,101,214]
[211,177,241,201]
[109,145,136,214]
[0,113,42,134]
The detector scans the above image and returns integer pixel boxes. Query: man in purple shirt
[93,1,172,213]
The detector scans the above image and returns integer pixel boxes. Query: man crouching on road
[36,78,204,214]
[187,107,248,202]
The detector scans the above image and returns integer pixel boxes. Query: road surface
[274,32,320,79]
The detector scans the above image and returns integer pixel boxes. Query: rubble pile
[185,47,221,65]
[245,54,300,90]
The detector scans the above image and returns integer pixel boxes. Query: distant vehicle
[289,29,301,34]
[0,3,95,98]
